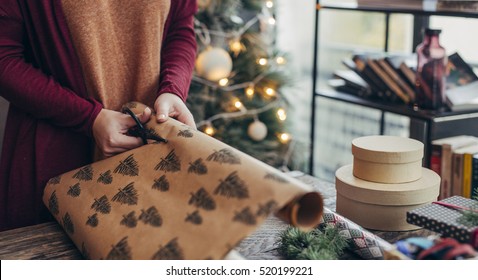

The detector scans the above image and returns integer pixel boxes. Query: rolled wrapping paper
[319,208,409,260]
[42,101,324,260]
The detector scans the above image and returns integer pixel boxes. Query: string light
[268,17,276,25]
[276,56,286,65]
[278,133,291,143]
[245,84,255,97]
[277,108,287,121]
[257,58,268,66]
[229,38,244,56]
[204,124,216,136]
[264,87,276,97]
[234,100,243,110]
[218,78,229,86]
[266,1,274,8]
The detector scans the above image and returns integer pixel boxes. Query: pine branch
[457,198,478,227]
[276,226,349,260]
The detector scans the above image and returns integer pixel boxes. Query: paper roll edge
[275,191,324,230]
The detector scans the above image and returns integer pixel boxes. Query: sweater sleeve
[158,0,197,102]
[0,2,102,137]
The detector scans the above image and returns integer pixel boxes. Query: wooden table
[0,172,434,260]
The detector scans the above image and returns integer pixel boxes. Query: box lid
[352,135,423,164]
[336,165,440,206]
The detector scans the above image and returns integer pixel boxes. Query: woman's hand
[92,107,152,157]
[154,93,196,129]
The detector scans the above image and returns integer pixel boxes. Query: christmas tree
[189,0,295,168]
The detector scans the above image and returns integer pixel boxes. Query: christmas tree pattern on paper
[152,175,169,192]
[214,171,249,199]
[112,182,138,206]
[233,207,256,225]
[67,183,81,197]
[97,170,113,185]
[155,149,181,172]
[63,212,75,234]
[206,149,241,165]
[48,190,59,215]
[114,154,139,176]
[264,172,289,183]
[48,175,61,185]
[256,200,279,217]
[91,195,111,214]
[139,206,162,227]
[73,165,93,181]
[178,129,194,138]
[120,211,138,228]
[189,187,216,211]
[106,237,131,260]
[86,213,99,227]
[185,210,202,225]
[152,238,184,260]
[188,158,208,175]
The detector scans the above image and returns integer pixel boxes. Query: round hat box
[335,165,440,231]
[352,135,424,184]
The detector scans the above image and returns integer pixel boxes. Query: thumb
[137,107,152,124]
[156,104,170,123]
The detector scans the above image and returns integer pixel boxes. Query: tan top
[352,135,424,164]
[61,0,171,110]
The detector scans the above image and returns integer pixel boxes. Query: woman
[0,0,197,230]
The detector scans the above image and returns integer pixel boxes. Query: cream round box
[335,165,440,231]
[352,135,424,184]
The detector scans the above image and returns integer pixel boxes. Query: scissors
[121,107,168,145]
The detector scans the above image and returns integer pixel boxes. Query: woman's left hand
[154,93,196,129]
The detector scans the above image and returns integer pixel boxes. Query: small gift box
[406,196,478,249]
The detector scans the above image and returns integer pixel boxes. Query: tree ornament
[195,47,233,82]
[248,120,267,141]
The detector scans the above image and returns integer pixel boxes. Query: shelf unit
[309,1,478,174]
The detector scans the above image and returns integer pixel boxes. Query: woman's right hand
[92,107,152,158]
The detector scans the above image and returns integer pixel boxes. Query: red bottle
[415,28,447,110]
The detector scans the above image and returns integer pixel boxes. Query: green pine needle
[457,198,478,227]
[276,225,349,260]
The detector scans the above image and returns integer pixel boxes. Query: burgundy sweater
[0,0,197,231]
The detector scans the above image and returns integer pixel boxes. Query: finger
[121,112,140,128]
[155,103,170,123]
[137,107,152,124]
[115,134,144,150]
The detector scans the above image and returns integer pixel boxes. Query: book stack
[329,52,478,110]
[330,53,417,105]
[431,135,478,200]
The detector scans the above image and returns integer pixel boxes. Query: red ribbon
[432,201,478,213]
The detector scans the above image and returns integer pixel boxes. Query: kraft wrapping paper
[42,102,324,260]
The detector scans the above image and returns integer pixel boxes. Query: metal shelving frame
[309,0,478,174]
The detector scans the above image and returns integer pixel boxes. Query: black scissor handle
[121,107,168,145]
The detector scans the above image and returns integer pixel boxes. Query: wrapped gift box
[407,196,478,249]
